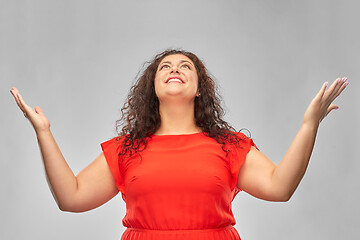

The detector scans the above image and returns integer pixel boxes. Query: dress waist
[121,225,241,240]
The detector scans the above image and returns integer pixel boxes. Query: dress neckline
[150,132,204,137]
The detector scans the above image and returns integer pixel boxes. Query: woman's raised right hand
[10,87,50,134]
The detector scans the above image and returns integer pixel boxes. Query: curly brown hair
[116,49,248,159]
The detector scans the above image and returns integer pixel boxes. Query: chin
[158,93,195,101]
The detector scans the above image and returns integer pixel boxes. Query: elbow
[54,197,71,212]
[58,202,72,212]
[57,201,80,213]
[276,190,294,202]
[58,204,83,213]
[57,201,89,213]
[277,194,291,202]
[50,192,76,212]
[54,193,85,213]
[269,188,293,202]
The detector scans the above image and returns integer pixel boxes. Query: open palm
[303,77,348,127]
[10,87,50,134]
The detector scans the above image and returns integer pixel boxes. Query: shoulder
[228,130,252,145]
[226,130,259,153]
[232,130,251,139]
[101,135,128,151]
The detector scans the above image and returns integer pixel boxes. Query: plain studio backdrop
[1,0,359,239]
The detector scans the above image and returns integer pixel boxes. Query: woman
[10,49,348,240]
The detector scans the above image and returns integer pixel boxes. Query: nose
[170,65,180,74]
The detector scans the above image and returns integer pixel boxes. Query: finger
[324,78,342,100]
[326,104,339,118]
[18,95,38,120]
[335,77,348,97]
[328,77,348,103]
[323,77,347,106]
[316,81,329,99]
[10,88,26,112]
[330,77,346,96]
[34,106,44,115]
[16,91,29,113]
[327,104,339,114]
[11,88,35,117]
[320,104,339,123]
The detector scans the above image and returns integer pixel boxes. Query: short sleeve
[229,132,259,197]
[101,137,125,194]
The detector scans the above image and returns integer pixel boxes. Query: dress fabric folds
[101,132,257,240]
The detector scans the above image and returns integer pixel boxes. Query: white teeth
[168,79,182,83]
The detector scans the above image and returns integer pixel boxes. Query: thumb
[326,104,339,116]
[34,106,44,115]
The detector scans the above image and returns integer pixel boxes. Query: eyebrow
[159,60,194,67]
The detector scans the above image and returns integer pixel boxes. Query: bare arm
[37,130,119,212]
[237,77,348,201]
[10,87,119,212]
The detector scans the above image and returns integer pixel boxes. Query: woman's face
[154,54,199,101]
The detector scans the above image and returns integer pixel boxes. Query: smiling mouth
[166,77,184,83]
[168,79,183,83]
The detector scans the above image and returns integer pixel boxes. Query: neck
[154,99,201,135]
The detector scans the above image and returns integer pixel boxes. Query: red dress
[101,132,257,240]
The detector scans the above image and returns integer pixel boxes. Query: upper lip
[166,77,184,83]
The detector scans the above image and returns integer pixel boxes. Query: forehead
[159,54,194,64]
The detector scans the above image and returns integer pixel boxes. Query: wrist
[301,121,319,133]
[36,128,52,138]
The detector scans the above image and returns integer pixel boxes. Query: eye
[181,64,191,69]
[160,64,170,70]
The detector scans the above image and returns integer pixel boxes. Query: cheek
[193,75,199,90]
[154,76,162,95]
[154,71,164,84]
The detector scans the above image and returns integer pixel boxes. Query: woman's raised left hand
[10,87,51,134]
[303,77,348,128]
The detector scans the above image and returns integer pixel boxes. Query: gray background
[1,0,359,239]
